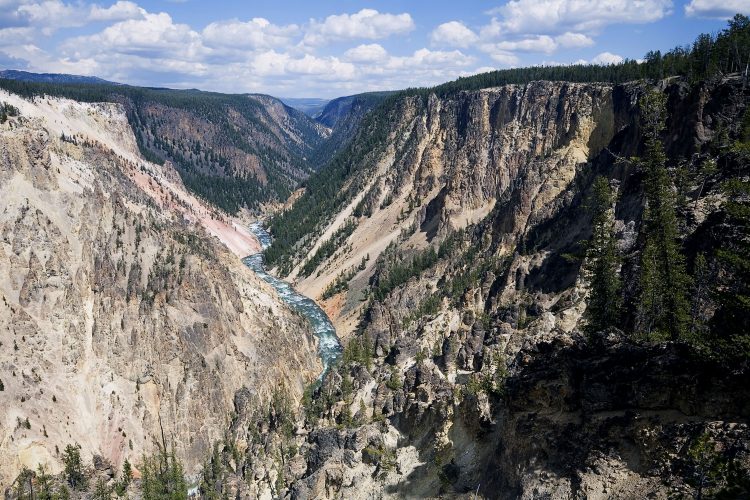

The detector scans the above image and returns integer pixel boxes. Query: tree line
[265,15,750,273]
[584,88,749,359]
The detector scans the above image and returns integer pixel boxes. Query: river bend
[242,222,341,374]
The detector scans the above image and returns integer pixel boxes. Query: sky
[0,0,747,98]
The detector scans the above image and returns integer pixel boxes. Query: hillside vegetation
[226,17,750,497]
[265,14,750,270]
[0,79,327,214]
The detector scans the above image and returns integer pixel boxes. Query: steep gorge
[1,58,748,499]
[0,78,330,215]
[0,91,322,489]
[283,80,618,336]
[253,75,750,498]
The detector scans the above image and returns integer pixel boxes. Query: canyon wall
[0,92,321,488]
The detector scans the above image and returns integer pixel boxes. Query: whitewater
[243,222,342,375]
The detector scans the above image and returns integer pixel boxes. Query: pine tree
[713,176,750,358]
[584,176,622,333]
[56,484,71,500]
[14,467,33,500]
[37,464,53,500]
[689,252,711,342]
[140,447,187,500]
[62,443,87,490]
[114,459,133,496]
[122,459,133,485]
[94,477,112,500]
[141,454,155,499]
[636,90,691,341]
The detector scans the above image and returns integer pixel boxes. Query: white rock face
[0,92,321,487]
[291,82,614,337]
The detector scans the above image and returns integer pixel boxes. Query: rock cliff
[253,75,750,498]
[0,91,321,489]
[289,80,617,336]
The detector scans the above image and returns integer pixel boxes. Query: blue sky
[0,0,746,98]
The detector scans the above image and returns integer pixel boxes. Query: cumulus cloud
[685,0,750,19]
[0,0,145,33]
[395,48,474,68]
[202,18,299,50]
[591,51,624,64]
[479,46,520,66]
[477,32,593,62]
[2,42,99,74]
[243,47,474,95]
[88,1,145,22]
[344,43,388,62]
[304,8,414,45]
[15,1,80,29]
[61,11,206,68]
[484,0,673,36]
[472,1,667,64]
[430,21,479,48]
[470,66,499,75]
[490,35,558,53]
[555,32,595,48]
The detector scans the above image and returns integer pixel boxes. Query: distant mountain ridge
[279,97,330,118]
[0,69,118,85]
[0,76,329,214]
[0,70,393,214]
[315,91,393,129]
[306,91,392,169]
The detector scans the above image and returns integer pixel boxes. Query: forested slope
[266,14,750,271]
[0,79,328,214]
[211,16,750,498]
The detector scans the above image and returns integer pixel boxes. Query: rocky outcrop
[257,76,750,498]
[0,92,321,489]
[290,80,618,336]
[0,79,330,214]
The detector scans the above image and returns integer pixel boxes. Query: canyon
[0,27,749,498]
[0,91,322,490]
[257,74,750,498]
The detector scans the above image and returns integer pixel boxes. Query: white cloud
[0,0,144,33]
[491,35,558,53]
[1,42,99,74]
[89,1,145,22]
[473,1,665,65]
[477,32,591,60]
[344,43,388,62]
[16,1,78,27]
[202,18,298,50]
[555,32,595,48]
[63,12,204,60]
[485,0,673,35]
[0,26,36,44]
[288,55,357,79]
[591,51,624,64]
[685,0,750,18]
[304,8,414,45]
[479,45,520,66]
[470,66,498,74]
[430,21,479,48]
[402,48,474,67]
[240,46,474,94]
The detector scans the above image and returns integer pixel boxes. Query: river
[242,222,342,375]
